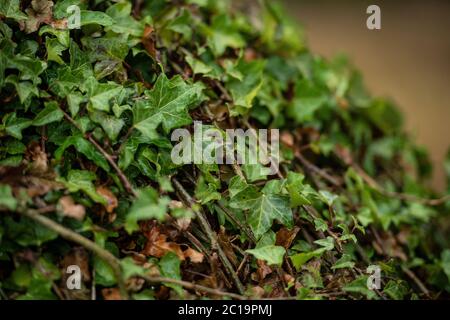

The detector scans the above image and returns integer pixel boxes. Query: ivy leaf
[314,237,334,251]
[313,217,328,232]
[288,79,327,123]
[59,170,107,204]
[318,190,338,207]
[132,74,204,138]
[2,113,32,140]
[105,2,146,37]
[195,176,221,204]
[118,132,148,170]
[331,254,355,270]
[4,75,39,104]
[86,77,123,112]
[204,14,245,56]
[343,275,378,299]
[226,59,265,115]
[17,258,60,300]
[246,245,285,266]
[290,237,334,270]
[167,9,192,40]
[286,171,310,205]
[0,0,27,21]
[67,91,84,117]
[120,257,148,280]
[0,184,17,210]
[54,134,109,171]
[39,26,70,47]
[79,10,113,27]
[5,216,58,246]
[93,232,118,286]
[52,0,86,19]
[33,102,64,126]
[242,163,272,183]
[89,111,124,142]
[383,280,408,300]
[125,187,170,234]
[185,53,213,76]
[158,252,183,296]
[290,251,321,271]
[45,37,66,64]
[228,176,260,210]
[442,249,450,283]
[247,194,293,240]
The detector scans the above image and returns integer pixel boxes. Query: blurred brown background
[284,0,450,192]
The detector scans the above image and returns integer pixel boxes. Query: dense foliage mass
[0,0,449,300]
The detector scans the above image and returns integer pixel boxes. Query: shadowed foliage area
[0,0,449,300]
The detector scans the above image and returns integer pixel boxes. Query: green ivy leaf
[89,110,124,142]
[331,254,355,270]
[383,280,408,300]
[0,184,17,210]
[59,170,107,204]
[343,275,378,299]
[195,176,221,204]
[290,237,334,270]
[247,194,293,240]
[246,245,285,266]
[2,113,32,140]
[204,14,245,56]
[133,74,204,138]
[226,59,265,115]
[80,10,114,27]
[94,232,118,286]
[105,2,147,37]
[288,79,327,123]
[125,187,170,234]
[45,37,66,65]
[0,0,27,21]
[158,252,183,296]
[86,77,123,112]
[5,216,58,246]
[286,172,313,207]
[120,257,148,280]
[441,249,450,283]
[290,251,321,271]
[33,102,64,126]
[54,135,109,171]
[318,190,338,207]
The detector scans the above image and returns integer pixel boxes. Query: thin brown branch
[215,202,256,244]
[172,177,246,295]
[336,151,450,206]
[17,208,129,299]
[140,275,246,300]
[62,111,137,197]
[295,151,342,187]
[401,266,430,298]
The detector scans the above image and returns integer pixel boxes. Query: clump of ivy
[0,0,449,300]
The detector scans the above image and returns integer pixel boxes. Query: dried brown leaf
[25,141,48,175]
[176,217,191,231]
[101,288,123,300]
[22,0,54,33]
[142,25,156,59]
[142,226,185,260]
[217,227,238,267]
[96,186,118,214]
[58,196,86,221]
[184,247,204,263]
[256,259,273,280]
[276,226,300,249]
